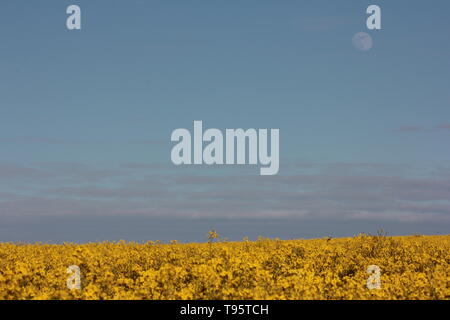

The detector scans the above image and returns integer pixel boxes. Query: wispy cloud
[397,125,425,132]
[1,161,449,223]
[0,164,52,179]
[436,123,450,130]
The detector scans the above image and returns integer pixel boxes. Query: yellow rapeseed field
[0,234,449,300]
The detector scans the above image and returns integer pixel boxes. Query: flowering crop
[0,234,448,300]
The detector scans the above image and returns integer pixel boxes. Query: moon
[352,32,373,51]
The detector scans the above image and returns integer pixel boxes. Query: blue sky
[0,1,449,242]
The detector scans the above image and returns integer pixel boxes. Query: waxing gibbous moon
[352,32,373,51]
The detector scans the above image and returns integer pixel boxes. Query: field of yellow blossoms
[0,233,449,300]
